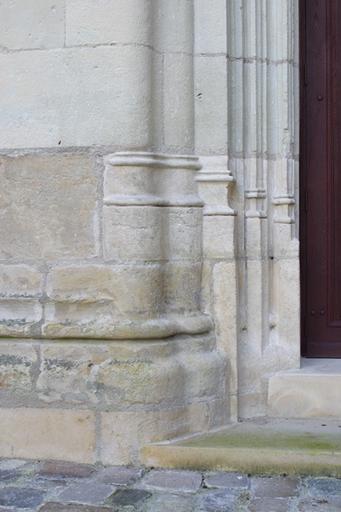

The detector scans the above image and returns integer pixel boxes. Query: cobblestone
[0,459,340,511]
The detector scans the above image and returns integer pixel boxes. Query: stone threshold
[141,418,341,477]
[268,358,341,418]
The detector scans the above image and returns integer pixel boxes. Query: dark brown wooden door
[301,0,341,357]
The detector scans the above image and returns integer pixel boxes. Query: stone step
[141,418,341,477]
[268,359,341,418]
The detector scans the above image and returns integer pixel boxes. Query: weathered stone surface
[204,472,249,490]
[196,490,238,512]
[307,477,341,496]
[0,409,96,463]
[140,469,202,493]
[0,343,37,392]
[143,492,195,512]
[0,265,42,298]
[0,46,151,148]
[66,0,151,47]
[58,482,115,506]
[105,488,151,507]
[0,487,45,509]
[95,466,143,486]
[39,505,112,512]
[248,497,292,512]
[195,56,228,154]
[37,461,96,479]
[0,154,98,259]
[0,0,64,50]
[298,498,340,512]
[251,477,300,498]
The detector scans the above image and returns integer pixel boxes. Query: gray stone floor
[0,459,340,511]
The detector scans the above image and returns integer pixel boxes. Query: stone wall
[0,0,301,462]
[0,0,230,464]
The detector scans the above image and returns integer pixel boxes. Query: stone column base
[0,334,229,464]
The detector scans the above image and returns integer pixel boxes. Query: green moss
[181,432,341,453]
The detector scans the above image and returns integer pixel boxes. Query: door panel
[301,0,341,357]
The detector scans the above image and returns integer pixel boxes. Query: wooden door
[301,0,341,357]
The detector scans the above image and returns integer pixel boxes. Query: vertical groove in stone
[227,0,300,417]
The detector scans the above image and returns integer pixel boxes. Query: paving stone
[0,469,22,482]
[106,488,151,508]
[298,498,341,511]
[248,497,292,512]
[39,504,113,512]
[25,475,70,490]
[306,477,341,496]
[0,460,28,471]
[95,466,143,486]
[140,492,195,512]
[37,462,96,479]
[251,476,300,498]
[57,482,116,506]
[0,486,46,508]
[197,490,239,512]
[204,472,249,490]
[140,470,202,493]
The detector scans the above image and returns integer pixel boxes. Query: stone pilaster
[226,0,300,417]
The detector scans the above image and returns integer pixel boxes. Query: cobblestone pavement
[0,459,340,511]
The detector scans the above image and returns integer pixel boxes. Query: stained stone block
[0,265,42,298]
[0,154,98,260]
[0,343,37,392]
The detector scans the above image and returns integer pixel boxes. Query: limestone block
[245,217,266,259]
[154,0,193,53]
[37,341,173,405]
[195,56,228,154]
[0,343,37,393]
[182,351,227,401]
[0,0,64,50]
[203,216,234,260]
[37,344,99,405]
[0,265,42,298]
[103,207,163,261]
[43,264,163,338]
[0,408,96,463]
[100,403,211,465]
[163,53,194,151]
[212,261,238,398]
[164,262,202,312]
[0,299,42,337]
[46,264,163,316]
[227,61,244,155]
[66,0,152,47]
[0,154,98,260]
[195,0,227,54]
[94,357,186,408]
[272,257,300,362]
[165,207,202,261]
[0,46,151,149]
